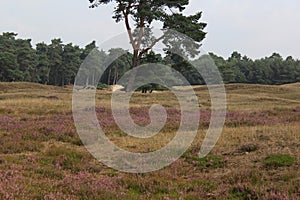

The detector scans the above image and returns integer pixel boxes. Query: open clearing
[0,82,299,199]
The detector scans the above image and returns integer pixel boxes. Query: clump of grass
[0,136,43,154]
[239,143,259,153]
[125,181,147,195]
[182,147,224,170]
[180,180,217,194]
[227,169,264,186]
[184,152,224,170]
[41,145,91,172]
[197,155,224,169]
[228,184,259,200]
[34,168,65,180]
[263,154,296,168]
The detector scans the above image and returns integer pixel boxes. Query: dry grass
[0,82,299,199]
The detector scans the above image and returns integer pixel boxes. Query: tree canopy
[89,0,206,58]
[0,32,299,88]
[88,0,207,91]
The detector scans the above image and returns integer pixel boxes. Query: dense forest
[0,32,299,87]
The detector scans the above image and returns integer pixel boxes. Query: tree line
[0,32,299,87]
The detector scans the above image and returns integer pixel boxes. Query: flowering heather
[0,115,13,124]
[0,82,299,199]
[0,114,80,153]
[95,106,300,129]
[0,170,26,199]
[2,106,294,137]
[57,172,124,199]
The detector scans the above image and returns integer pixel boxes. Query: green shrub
[34,168,65,179]
[0,137,43,154]
[97,83,108,90]
[185,153,224,170]
[42,145,90,172]
[228,184,259,200]
[263,154,296,167]
[197,155,224,168]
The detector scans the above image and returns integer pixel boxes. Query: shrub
[263,154,296,168]
[0,136,43,154]
[43,145,91,172]
[197,155,224,169]
[239,143,259,153]
[229,184,259,200]
[34,168,65,180]
[185,153,224,170]
[97,83,108,90]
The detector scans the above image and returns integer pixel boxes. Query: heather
[0,82,299,199]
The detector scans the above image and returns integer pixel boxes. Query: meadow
[0,82,299,199]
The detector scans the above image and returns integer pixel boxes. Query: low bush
[239,143,259,153]
[263,154,296,168]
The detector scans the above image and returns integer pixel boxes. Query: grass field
[0,82,299,199]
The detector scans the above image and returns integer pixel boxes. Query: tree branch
[136,18,145,50]
[136,0,146,51]
[138,35,165,59]
[117,0,137,50]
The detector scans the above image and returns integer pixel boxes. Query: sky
[0,0,300,59]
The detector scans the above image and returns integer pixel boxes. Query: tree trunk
[113,66,118,85]
[92,70,95,86]
[86,77,89,87]
[107,68,111,85]
[126,50,140,92]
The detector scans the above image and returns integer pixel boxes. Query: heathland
[0,82,299,199]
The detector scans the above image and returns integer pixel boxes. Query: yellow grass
[0,82,299,199]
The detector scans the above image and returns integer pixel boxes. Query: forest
[1,32,300,87]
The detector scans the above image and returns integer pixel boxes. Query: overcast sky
[1,0,299,59]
